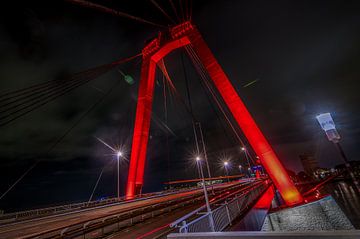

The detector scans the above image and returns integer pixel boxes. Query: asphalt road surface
[0,180,253,239]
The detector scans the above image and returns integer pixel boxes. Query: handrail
[0,183,207,223]
[25,180,249,238]
[170,180,265,228]
[173,181,270,233]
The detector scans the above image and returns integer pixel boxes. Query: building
[299,154,319,178]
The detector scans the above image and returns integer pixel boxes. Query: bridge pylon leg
[126,22,303,206]
[186,27,303,206]
[126,57,156,199]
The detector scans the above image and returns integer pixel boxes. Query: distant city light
[241,147,246,151]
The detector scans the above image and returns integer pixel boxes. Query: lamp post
[224,161,230,182]
[116,151,122,200]
[316,113,359,188]
[196,156,215,231]
[241,147,252,177]
[239,164,243,175]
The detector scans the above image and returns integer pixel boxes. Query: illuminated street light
[316,113,359,188]
[95,136,127,200]
[117,151,123,157]
[223,161,230,182]
[195,156,215,231]
[238,165,243,175]
[115,151,124,200]
[240,146,251,178]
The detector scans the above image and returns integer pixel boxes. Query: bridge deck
[0,180,257,239]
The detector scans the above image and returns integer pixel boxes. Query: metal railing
[0,185,206,224]
[11,181,253,239]
[178,182,269,233]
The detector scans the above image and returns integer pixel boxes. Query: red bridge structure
[126,21,303,206]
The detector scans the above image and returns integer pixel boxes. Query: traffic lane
[104,198,209,239]
[94,181,259,239]
[0,190,201,239]
[101,205,198,239]
[0,181,246,238]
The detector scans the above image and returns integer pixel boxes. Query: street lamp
[116,150,123,200]
[241,146,252,177]
[223,161,230,182]
[316,113,359,188]
[195,156,215,231]
[239,164,243,175]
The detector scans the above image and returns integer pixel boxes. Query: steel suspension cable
[65,0,165,28]
[87,161,113,204]
[178,0,185,22]
[0,54,141,102]
[0,77,97,116]
[168,0,180,22]
[0,54,141,127]
[0,73,124,200]
[158,60,205,179]
[185,46,256,165]
[0,63,115,101]
[162,74,171,184]
[157,60,197,121]
[0,77,91,109]
[149,0,175,23]
[180,51,212,178]
[185,46,243,143]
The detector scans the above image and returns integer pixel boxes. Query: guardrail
[17,180,255,239]
[176,182,269,233]
[0,185,206,224]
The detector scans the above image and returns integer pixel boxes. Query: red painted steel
[126,22,303,206]
[126,37,191,198]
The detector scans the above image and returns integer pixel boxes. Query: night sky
[0,0,359,212]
